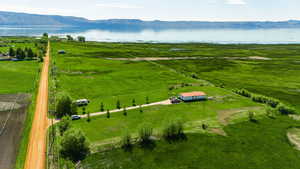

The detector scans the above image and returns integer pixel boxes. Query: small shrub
[248,111,257,122]
[138,126,153,146]
[266,107,277,119]
[121,133,132,151]
[123,107,127,116]
[202,124,208,130]
[82,107,86,115]
[132,99,136,106]
[277,103,297,115]
[58,117,70,136]
[146,96,149,104]
[70,103,77,115]
[87,112,91,122]
[116,100,121,109]
[100,102,104,112]
[139,105,143,113]
[106,110,110,118]
[163,121,185,142]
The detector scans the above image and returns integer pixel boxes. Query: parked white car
[74,99,90,106]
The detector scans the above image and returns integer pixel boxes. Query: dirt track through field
[24,42,50,169]
[106,56,271,61]
[80,99,172,118]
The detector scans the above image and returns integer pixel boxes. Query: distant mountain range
[1,11,300,30]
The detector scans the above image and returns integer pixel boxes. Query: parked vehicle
[75,99,90,106]
[71,115,81,120]
[170,97,181,104]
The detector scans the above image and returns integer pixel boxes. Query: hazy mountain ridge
[1,11,300,30]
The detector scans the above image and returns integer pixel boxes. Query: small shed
[179,91,207,102]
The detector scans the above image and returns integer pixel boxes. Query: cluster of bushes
[163,121,185,142]
[121,121,186,150]
[234,89,297,115]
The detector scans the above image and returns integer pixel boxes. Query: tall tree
[77,36,86,42]
[26,48,34,59]
[8,47,15,57]
[66,35,74,41]
[55,94,72,118]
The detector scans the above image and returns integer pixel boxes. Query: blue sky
[1,0,300,21]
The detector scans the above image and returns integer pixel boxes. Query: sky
[1,0,300,21]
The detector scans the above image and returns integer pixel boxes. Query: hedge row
[234,89,297,115]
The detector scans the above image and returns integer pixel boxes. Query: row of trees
[100,97,150,112]
[9,47,38,60]
[234,89,297,115]
[66,35,86,42]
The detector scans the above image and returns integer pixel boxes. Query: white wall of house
[180,95,206,101]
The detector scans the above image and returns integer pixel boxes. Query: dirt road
[80,99,171,118]
[24,42,50,169]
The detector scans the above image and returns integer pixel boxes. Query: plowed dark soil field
[0,94,30,169]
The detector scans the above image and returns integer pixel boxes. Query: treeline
[9,47,37,60]
[234,89,297,115]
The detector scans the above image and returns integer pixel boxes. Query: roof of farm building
[180,91,206,97]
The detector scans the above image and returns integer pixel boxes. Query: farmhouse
[179,91,207,102]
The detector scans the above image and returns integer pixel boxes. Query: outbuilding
[179,91,207,102]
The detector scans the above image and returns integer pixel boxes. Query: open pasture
[79,116,300,169]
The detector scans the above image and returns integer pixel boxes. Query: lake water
[1,26,300,44]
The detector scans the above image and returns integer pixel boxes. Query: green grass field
[71,85,264,144]
[157,58,300,111]
[0,61,40,94]
[80,116,300,169]
[50,41,300,169]
[51,42,198,112]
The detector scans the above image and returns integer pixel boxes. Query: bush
[87,112,91,122]
[107,109,110,118]
[248,111,257,122]
[121,133,132,151]
[58,117,71,136]
[163,121,185,142]
[100,102,104,112]
[132,99,136,106]
[123,107,127,116]
[70,103,78,115]
[277,103,297,115]
[138,126,153,146]
[60,129,90,162]
[116,100,121,109]
[266,107,277,119]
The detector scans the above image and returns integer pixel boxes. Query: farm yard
[48,40,300,169]
[0,37,42,169]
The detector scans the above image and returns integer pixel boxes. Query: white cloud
[225,0,246,5]
[96,3,143,9]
